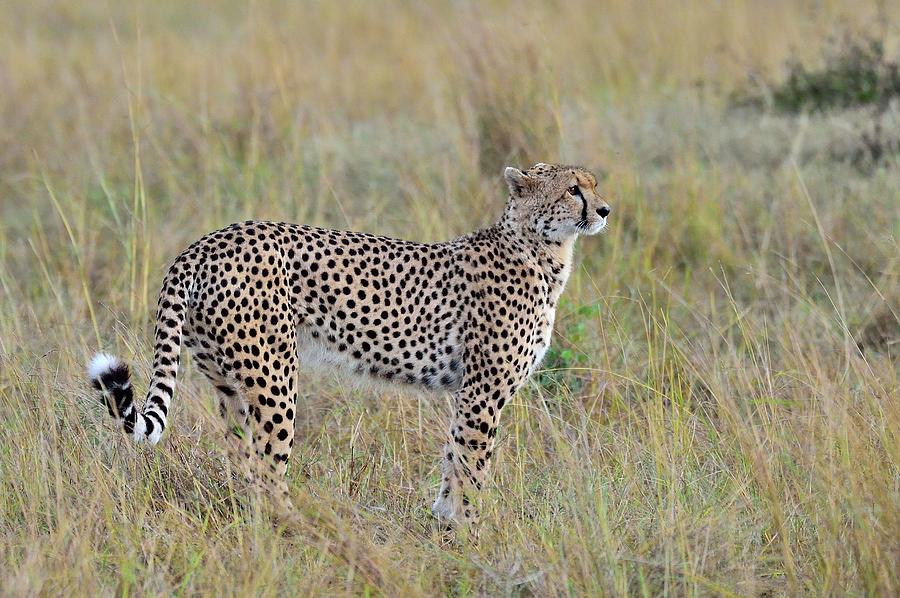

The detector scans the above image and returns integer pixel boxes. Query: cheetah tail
[88,262,190,444]
[88,353,138,435]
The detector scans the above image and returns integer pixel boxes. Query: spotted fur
[88,163,611,528]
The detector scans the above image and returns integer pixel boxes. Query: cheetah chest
[529,307,557,374]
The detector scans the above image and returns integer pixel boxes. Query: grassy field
[1,1,898,595]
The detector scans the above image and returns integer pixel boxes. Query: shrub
[774,36,900,113]
[736,34,900,113]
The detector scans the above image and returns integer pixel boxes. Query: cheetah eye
[567,185,580,196]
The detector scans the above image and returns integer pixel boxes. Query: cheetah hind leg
[206,375,300,528]
[239,347,301,530]
[245,384,300,529]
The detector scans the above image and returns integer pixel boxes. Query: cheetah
[88,162,611,530]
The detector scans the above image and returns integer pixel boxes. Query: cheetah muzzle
[88,162,612,532]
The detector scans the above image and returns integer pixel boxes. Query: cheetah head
[502,163,611,241]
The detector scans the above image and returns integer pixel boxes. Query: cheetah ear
[503,167,532,197]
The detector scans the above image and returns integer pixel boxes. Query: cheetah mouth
[576,218,607,235]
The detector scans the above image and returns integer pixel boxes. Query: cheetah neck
[491,211,577,302]
[538,236,576,304]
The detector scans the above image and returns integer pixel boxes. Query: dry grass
[1,1,898,595]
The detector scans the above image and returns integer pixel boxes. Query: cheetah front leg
[432,384,514,534]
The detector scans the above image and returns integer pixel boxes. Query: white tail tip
[88,353,123,381]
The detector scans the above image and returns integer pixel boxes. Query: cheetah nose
[596,205,610,218]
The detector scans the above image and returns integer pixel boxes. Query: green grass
[1,1,898,595]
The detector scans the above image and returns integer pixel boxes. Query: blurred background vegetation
[0,1,898,595]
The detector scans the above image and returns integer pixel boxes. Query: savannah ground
[1,1,898,595]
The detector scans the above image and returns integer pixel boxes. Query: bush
[775,37,900,112]
[737,35,900,113]
[733,34,900,170]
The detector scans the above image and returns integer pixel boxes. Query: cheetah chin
[87,162,611,529]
